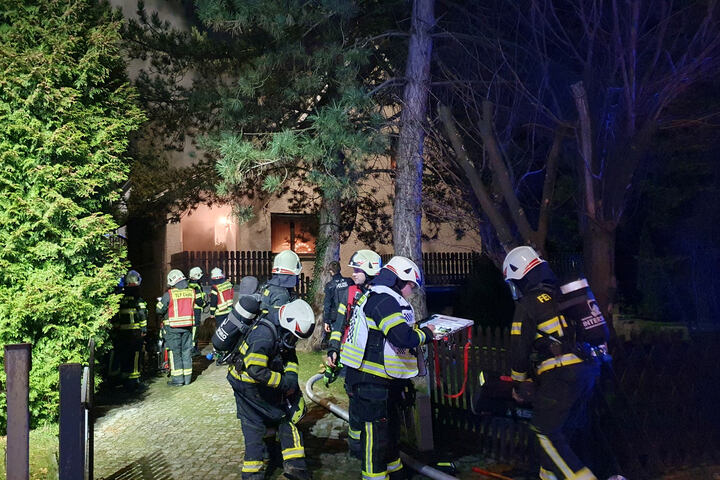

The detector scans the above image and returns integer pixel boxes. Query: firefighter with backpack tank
[188,266,207,356]
[260,249,302,315]
[341,256,435,480]
[503,246,604,480]
[156,269,199,386]
[227,299,315,480]
[326,249,382,459]
[209,267,234,329]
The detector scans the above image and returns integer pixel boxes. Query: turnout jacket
[156,279,203,328]
[228,313,299,395]
[260,275,297,315]
[114,287,147,333]
[345,285,433,386]
[510,283,583,382]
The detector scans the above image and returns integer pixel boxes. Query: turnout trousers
[165,326,193,385]
[227,373,307,480]
[531,361,600,480]
[108,330,143,386]
[352,382,407,480]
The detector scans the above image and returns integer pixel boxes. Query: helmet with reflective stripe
[279,299,315,339]
[210,267,224,280]
[348,249,382,276]
[126,270,142,287]
[167,269,186,287]
[502,246,545,281]
[272,250,302,276]
[383,256,423,287]
[189,266,203,281]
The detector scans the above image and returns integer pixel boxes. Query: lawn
[0,423,58,480]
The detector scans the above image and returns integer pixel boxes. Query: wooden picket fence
[381,251,482,285]
[172,250,482,289]
[427,328,720,479]
[170,250,313,298]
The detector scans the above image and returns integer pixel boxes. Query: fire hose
[304,373,460,480]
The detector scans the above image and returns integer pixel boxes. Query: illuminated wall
[181,203,237,252]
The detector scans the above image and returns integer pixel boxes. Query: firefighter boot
[283,465,312,480]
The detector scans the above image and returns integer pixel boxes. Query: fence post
[59,363,84,480]
[4,343,31,480]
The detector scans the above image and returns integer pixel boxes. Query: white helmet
[211,267,224,280]
[279,299,315,339]
[189,266,203,280]
[502,246,545,281]
[167,269,185,287]
[383,256,423,287]
[349,250,382,276]
[125,270,142,287]
[272,250,302,276]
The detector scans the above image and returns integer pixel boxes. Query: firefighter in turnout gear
[260,250,301,315]
[210,267,234,329]
[156,269,199,386]
[326,250,381,459]
[227,299,315,480]
[504,246,601,480]
[341,256,435,480]
[188,266,207,356]
[109,270,147,391]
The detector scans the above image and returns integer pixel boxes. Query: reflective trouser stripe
[169,351,181,376]
[128,351,141,379]
[281,423,305,460]
[242,460,264,473]
[348,427,361,440]
[536,434,598,480]
[387,458,402,473]
[362,422,388,480]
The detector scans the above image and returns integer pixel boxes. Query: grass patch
[296,350,349,410]
[0,423,58,480]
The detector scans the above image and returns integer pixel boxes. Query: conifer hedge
[0,0,144,432]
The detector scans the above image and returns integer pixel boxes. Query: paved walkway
[93,349,364,480]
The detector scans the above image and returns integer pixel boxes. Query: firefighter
[209,267,234,329]
[109,270,147,391]
[326,250,381,459]
[188,266,207,356]
[156,269,197,386]
[504,246,600,480]
[322,261,349,348]
[341,256,435,480]
[227,299,315,480]
[260,250,302,315]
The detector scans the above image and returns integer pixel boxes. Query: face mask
[281,331,298,350]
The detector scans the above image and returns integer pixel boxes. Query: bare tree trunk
[393,0,434,319]
[305,193,341,351]
[583,221,617,320]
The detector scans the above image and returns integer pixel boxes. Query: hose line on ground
[304,373,460,480]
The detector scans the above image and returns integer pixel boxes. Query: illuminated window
[271,214,317,256]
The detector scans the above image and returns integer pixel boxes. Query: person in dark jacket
[188,266,207,356]
[322,261,349,348]
[227,299,315,480]
[342,256,435,480]
[504,246,600,480]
